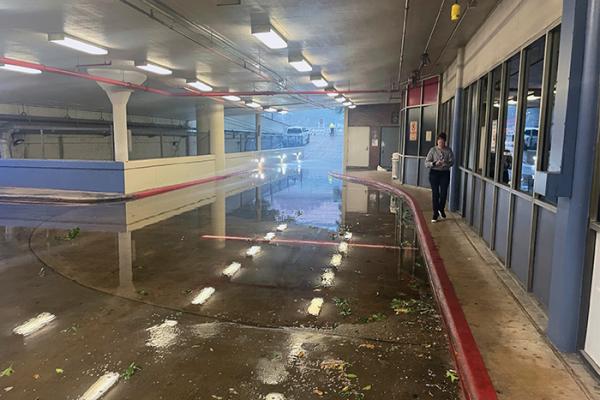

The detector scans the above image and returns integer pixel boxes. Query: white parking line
[13,312,56,336]
[307,298,324,316]
[79,372,119,400]
[192,287,215,305]
[222,262,241,278]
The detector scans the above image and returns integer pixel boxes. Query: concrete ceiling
[0,0,500,120]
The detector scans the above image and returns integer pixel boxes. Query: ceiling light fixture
[186,79,213,92]
[334,95,346,103]
[48,33,108,55]
[135,61,172,75]
[349,104,357,109]
[310,73,328,88]
[343,101,353,106]
[222,95,241,102]
[288,52,312,72]
[278,109,288,114]
[0,63,42,75]
[251,24,287,49]
[264,106,277,113]
[245,100,262,108]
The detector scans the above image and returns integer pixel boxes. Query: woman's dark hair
[437,132,447,141]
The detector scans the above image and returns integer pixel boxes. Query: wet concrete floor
[0,159,459,399]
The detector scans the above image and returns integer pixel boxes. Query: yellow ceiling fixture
[451,1,461,21]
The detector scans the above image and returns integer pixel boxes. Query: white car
[284,126,310,146]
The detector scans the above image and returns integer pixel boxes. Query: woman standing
[425,133,454,223]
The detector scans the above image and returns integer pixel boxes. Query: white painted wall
[441,0,561,102]
[585,235,600,368]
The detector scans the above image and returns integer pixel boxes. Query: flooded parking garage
[0,156,460,399]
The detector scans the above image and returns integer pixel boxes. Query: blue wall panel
[482,182,494,245]
[510,196,533,286]
[494,189,510,262]
[0,159,125,193]
[533,207,557,310]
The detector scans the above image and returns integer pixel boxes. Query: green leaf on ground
[122,362,141,380]
[446,369,459,383]
[1,366,14,377]
[55,368,64,375]
[333,297,352,317]
[65,227,80,240]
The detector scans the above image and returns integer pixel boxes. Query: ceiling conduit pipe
[396,0,410,88]
[0,57,397,98]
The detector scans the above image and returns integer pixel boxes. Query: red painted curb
[130,170,250,200]
[331,172,498,400]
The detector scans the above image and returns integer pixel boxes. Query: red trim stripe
[330,172,497,400]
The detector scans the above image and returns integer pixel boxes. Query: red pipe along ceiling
[0,57,398,98]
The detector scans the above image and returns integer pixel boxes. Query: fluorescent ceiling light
[48,33,108,55]
[187,79,213,92]
[252,24,287,49]
[192,287,215,305]
[264,106,277,113]
[135,61,172,75]
[310,74,328,88]
[349,104,357,109]
[0,63,42,75]
[223,95,241,102]
[334,95,346,103]
[326,91,338,98]
[246,245,262,257]
[527,94,541,101]
[343,101,353,106]
[288,53,312,72]
[344,232,353,240]
[338,241,349,254]
[223,262,242,278]
[276,223,287,232]
[264,232,276,241]
[278,109,288,114]
[245,100,262,108]
[307,297,324,316]
[13,312,56,336]
[79,372,120,400]
[330,254,342,267]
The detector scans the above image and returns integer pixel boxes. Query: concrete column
[212,188,226,249]
[187,135,197,156]
[342,108,349,173]
[196,103,224,169]
[88,69,146,162]
[449,47,464,212]
[547,0,600,352]
[256,113,262,151]
[0,131,12,159]
[196,104,210,155]
[117,231,135,295]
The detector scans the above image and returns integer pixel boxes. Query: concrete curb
[330,172,498,400]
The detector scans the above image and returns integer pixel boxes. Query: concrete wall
[441,0,561,102]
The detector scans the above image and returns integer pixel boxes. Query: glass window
[405,107,420,156]
[500,54,520,186]
[420,105,437,156]
[468,83,479,170]
[477,76,489,174]
[541,27,561,205]
[517,37,545,195]
[461,87,472,167]
[487,66,502,179]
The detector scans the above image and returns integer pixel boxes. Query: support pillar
[256,113,262,151]
[88,69,146,162]
[449,47,464,213]
[547,0,600,352]
[212,188,226,249]
[196,104,210,156]
[196,103,225,170]
[117,231,135,295]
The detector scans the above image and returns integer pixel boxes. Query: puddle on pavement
[0,161,459,399]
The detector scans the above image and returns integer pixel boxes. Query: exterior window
[477,76,489,174]
[518,37,545,195]
[468,83,479,170]
[500,54,520,186]
[541,27,561,205]
[461,88,471,167]
[405,107,420,156]
[487,66,502,179]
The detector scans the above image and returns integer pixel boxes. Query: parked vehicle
[284,126,310,146]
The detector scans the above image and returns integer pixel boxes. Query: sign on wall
[409,121,418,141]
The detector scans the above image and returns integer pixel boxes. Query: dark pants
[429,169,450,216]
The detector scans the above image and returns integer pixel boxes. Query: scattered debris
[390,298,434,315]
[136,289,149,296]
[446,369,459,383]
[55,368,64,375]
[333,297,352,317]
[1,366,14,377]
[121,362,141,380]
[265,393,285,400]
[4,386,13,392]
[146,319,179,349]
[358,343,376,350]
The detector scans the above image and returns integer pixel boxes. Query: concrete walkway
[0,187,125,203]
[349,170,600,400]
